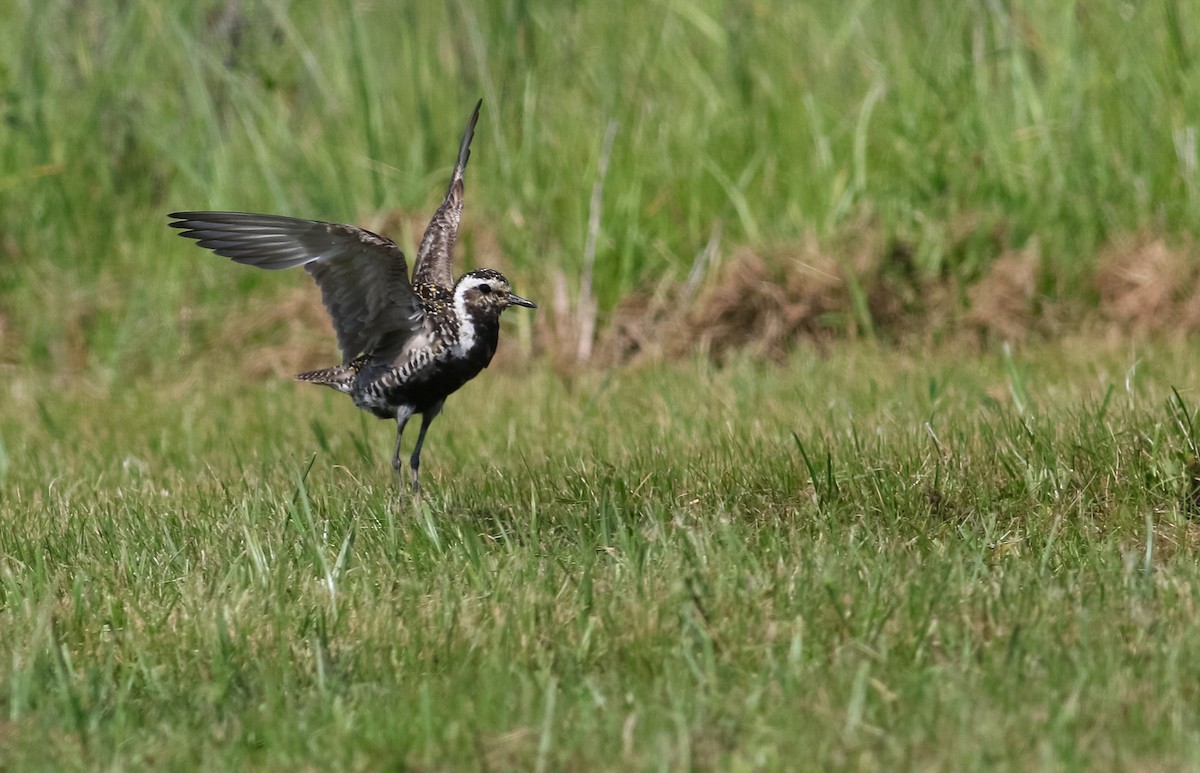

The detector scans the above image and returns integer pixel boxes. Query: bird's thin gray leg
[409,402,443,494]
[393,410,413,493]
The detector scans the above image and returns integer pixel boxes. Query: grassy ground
[6,340,1200,769]
[5,1,1200,769]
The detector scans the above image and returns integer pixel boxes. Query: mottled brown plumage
[169,100,535,493]
[412,101,478,290]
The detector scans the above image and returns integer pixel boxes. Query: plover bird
[169,100,535,493]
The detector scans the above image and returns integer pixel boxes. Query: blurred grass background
[1,0,1197,380]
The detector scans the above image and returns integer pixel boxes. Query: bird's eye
[479,283,492,294]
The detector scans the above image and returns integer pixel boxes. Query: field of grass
[5,0,1200,769]
[7,341,1200,768]
[2,1,1199,371]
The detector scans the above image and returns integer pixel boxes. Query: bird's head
[453,268,537,318]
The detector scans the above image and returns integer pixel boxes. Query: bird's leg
[409,403,443,494]
[392,410,412,493]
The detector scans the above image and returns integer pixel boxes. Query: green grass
[2,1,1199,373]
[6,340,1200,768]
[5,1,1200,769]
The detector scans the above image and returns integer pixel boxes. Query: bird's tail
[296,363,358,394]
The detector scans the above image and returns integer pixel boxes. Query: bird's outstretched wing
[168,211,423,364]
[412,99,482,290]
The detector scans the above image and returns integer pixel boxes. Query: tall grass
[1,0,1198,377]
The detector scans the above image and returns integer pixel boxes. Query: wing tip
[455,98,483,177]
[167,211,245,231]
[167,211,196,230]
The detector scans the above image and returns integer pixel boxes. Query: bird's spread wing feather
[168,211,422,363]
[412,99,482,290]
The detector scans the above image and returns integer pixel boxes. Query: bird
[168,99,536,494]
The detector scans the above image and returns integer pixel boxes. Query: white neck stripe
[452,281,477,356]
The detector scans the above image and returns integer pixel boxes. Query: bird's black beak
[507,293,537,309]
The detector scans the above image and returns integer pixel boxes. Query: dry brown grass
[589,224,928,364]
[187,223,1200,379]
[587,229,1200,367]
[966,242,1040,342]
[205,285,334,379]
[1095,234,1200,335]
